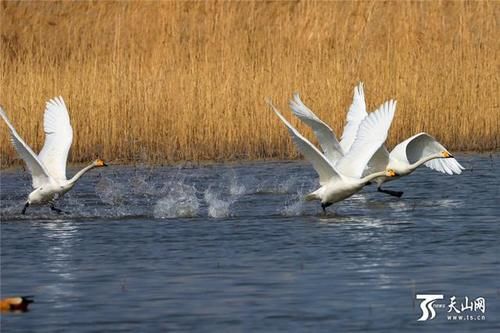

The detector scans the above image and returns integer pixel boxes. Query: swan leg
[50,204,63,214]
[321,202,333,215]
[21,202,29,214]
[377,186,403,198]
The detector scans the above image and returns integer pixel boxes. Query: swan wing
[398,132,464,175]
[388,135,412,165]
[267,99,341,185]
[0,106,51,188]
[336,100,396,179]
[289,93,344,163]
[363,145,390,177]
[340,82,368,152]
[38,97,73,182]
[424,154,464,175]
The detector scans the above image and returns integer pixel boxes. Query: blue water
[1,154,499,332]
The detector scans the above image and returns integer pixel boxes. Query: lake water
[1,154,499,332]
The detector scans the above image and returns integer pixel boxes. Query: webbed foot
[50,204,64,214]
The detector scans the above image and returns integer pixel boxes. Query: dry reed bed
[0,1,498,167]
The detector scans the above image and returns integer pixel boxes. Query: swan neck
[360,171,387,183]
[68,163,96,185]
[410,153,441,169]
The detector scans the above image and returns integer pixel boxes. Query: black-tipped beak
[442,151,453,158]
[103,162,108,167]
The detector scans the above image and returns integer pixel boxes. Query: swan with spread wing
[1,97,107,214]
[289,83,464,197]
[268,98,398,213]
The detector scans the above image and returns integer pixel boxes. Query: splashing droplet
[154,181,199,218]
[204,188,232,218]
[95,177,126,205]
[281,190,307,216]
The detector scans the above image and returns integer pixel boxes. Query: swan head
[441,151,453,158]
[385,169,398,177]
[94,159,108,167]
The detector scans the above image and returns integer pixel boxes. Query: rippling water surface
[1,154,499,332]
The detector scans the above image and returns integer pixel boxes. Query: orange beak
[441,151,453,158]
[96,159,108,167]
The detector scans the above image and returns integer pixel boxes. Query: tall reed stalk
[1,1,498,167]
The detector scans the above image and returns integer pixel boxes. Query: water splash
[59,192,95,216]
[224,169,246,196]
[0,204,25,218]
[229,178,246,196]
[1,164,310,220]
[281,190,308,216]
[95,176,127,206]
[255,176,299,194]
[154,181,200,218]
[129,173,158,196]
[203,187,232,218]
[196,169,246,218]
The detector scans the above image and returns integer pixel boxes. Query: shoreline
[1,151,497,172]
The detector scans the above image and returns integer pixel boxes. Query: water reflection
[39,221,80,301]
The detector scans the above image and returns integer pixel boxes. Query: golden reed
[1,1,498,167]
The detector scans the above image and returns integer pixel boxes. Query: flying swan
[289,83,464,197]
[268,98,398,213]
[0,97,107,214]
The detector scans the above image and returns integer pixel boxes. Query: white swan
[289,83,464,197]
[0,97,107,214]
[287,83,367,160]
[268,98,398,213]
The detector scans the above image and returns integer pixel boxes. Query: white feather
[340,82,368,153]
[267,99,341,185]
[0,106,51,188]
[336,100,396,179]
[363,145,390,177]
[38,96,73,182]
[289,93,344,163]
